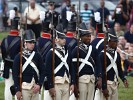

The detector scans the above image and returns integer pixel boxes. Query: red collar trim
[10,30,19,36]
[97,33,104,38]
[41,32,51,39]
[66,32,75,38]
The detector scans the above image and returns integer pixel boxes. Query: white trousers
[4,72,15,100]
[22,89,39,100]
[79,82,95,100]
[101,82,118,100]
[94,89,103,100]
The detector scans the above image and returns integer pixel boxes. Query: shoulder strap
[79,45,88,54]
[36,41,40,52]
[42,43,52,57]
[67,39,76,49]
[4,38,8,53]
[40,41,51,55]
[6,37,20,55]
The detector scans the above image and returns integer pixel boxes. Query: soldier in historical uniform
[91,23,105,54]
[71,23,102,100]
[43,1,59,33]
[65,4,77,53]
[36,19,52,100]
[45,24,75,100]
[1,16,21,100]
[12,30,45,100]
[36,20,52,63]
[91,23,105,100]
[99,33,128,100]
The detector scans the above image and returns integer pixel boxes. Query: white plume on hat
[9,10,15,20]
[94,12,101,22]
[40,11,45,21]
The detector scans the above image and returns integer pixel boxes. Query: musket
[19,31,23,93]
[51,10,55,100]
[25,1,29,30]
[19,0,22,14]
[102,6,108,100]
[75,0,80,99]
[19,0,23,96]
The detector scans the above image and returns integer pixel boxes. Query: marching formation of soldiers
[0,0,129,100]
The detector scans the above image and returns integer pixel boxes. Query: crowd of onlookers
[109,0,133,76]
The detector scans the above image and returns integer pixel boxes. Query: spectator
[43,1,59,33]
[61,0,70,9]
[126,45,133,76]
[124,24,133,43]
[118,35,126,49]
[114,22,124,37]
[128,46,133,64]
[97,0,110,24]
[112,3,129,32]
[124,42,130,53]
[66,4,78,32]
[127,0,133,30]
[130,43,133,47]
[123,42,131,75]
[0,0,7,32]
[24,0,41,39]
[61,0,71,31]
[7,7,21,26]
[117,43,126,72]
[80,3,93,28]
[118,0,129,13]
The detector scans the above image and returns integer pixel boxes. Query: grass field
[0,81,4,100]
[0,76,133,100]
[0,32,8,41]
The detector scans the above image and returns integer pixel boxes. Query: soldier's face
[55,38,66,46]
[25,41,35,51]
[81,34,91,44]
[108,41,118,49]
